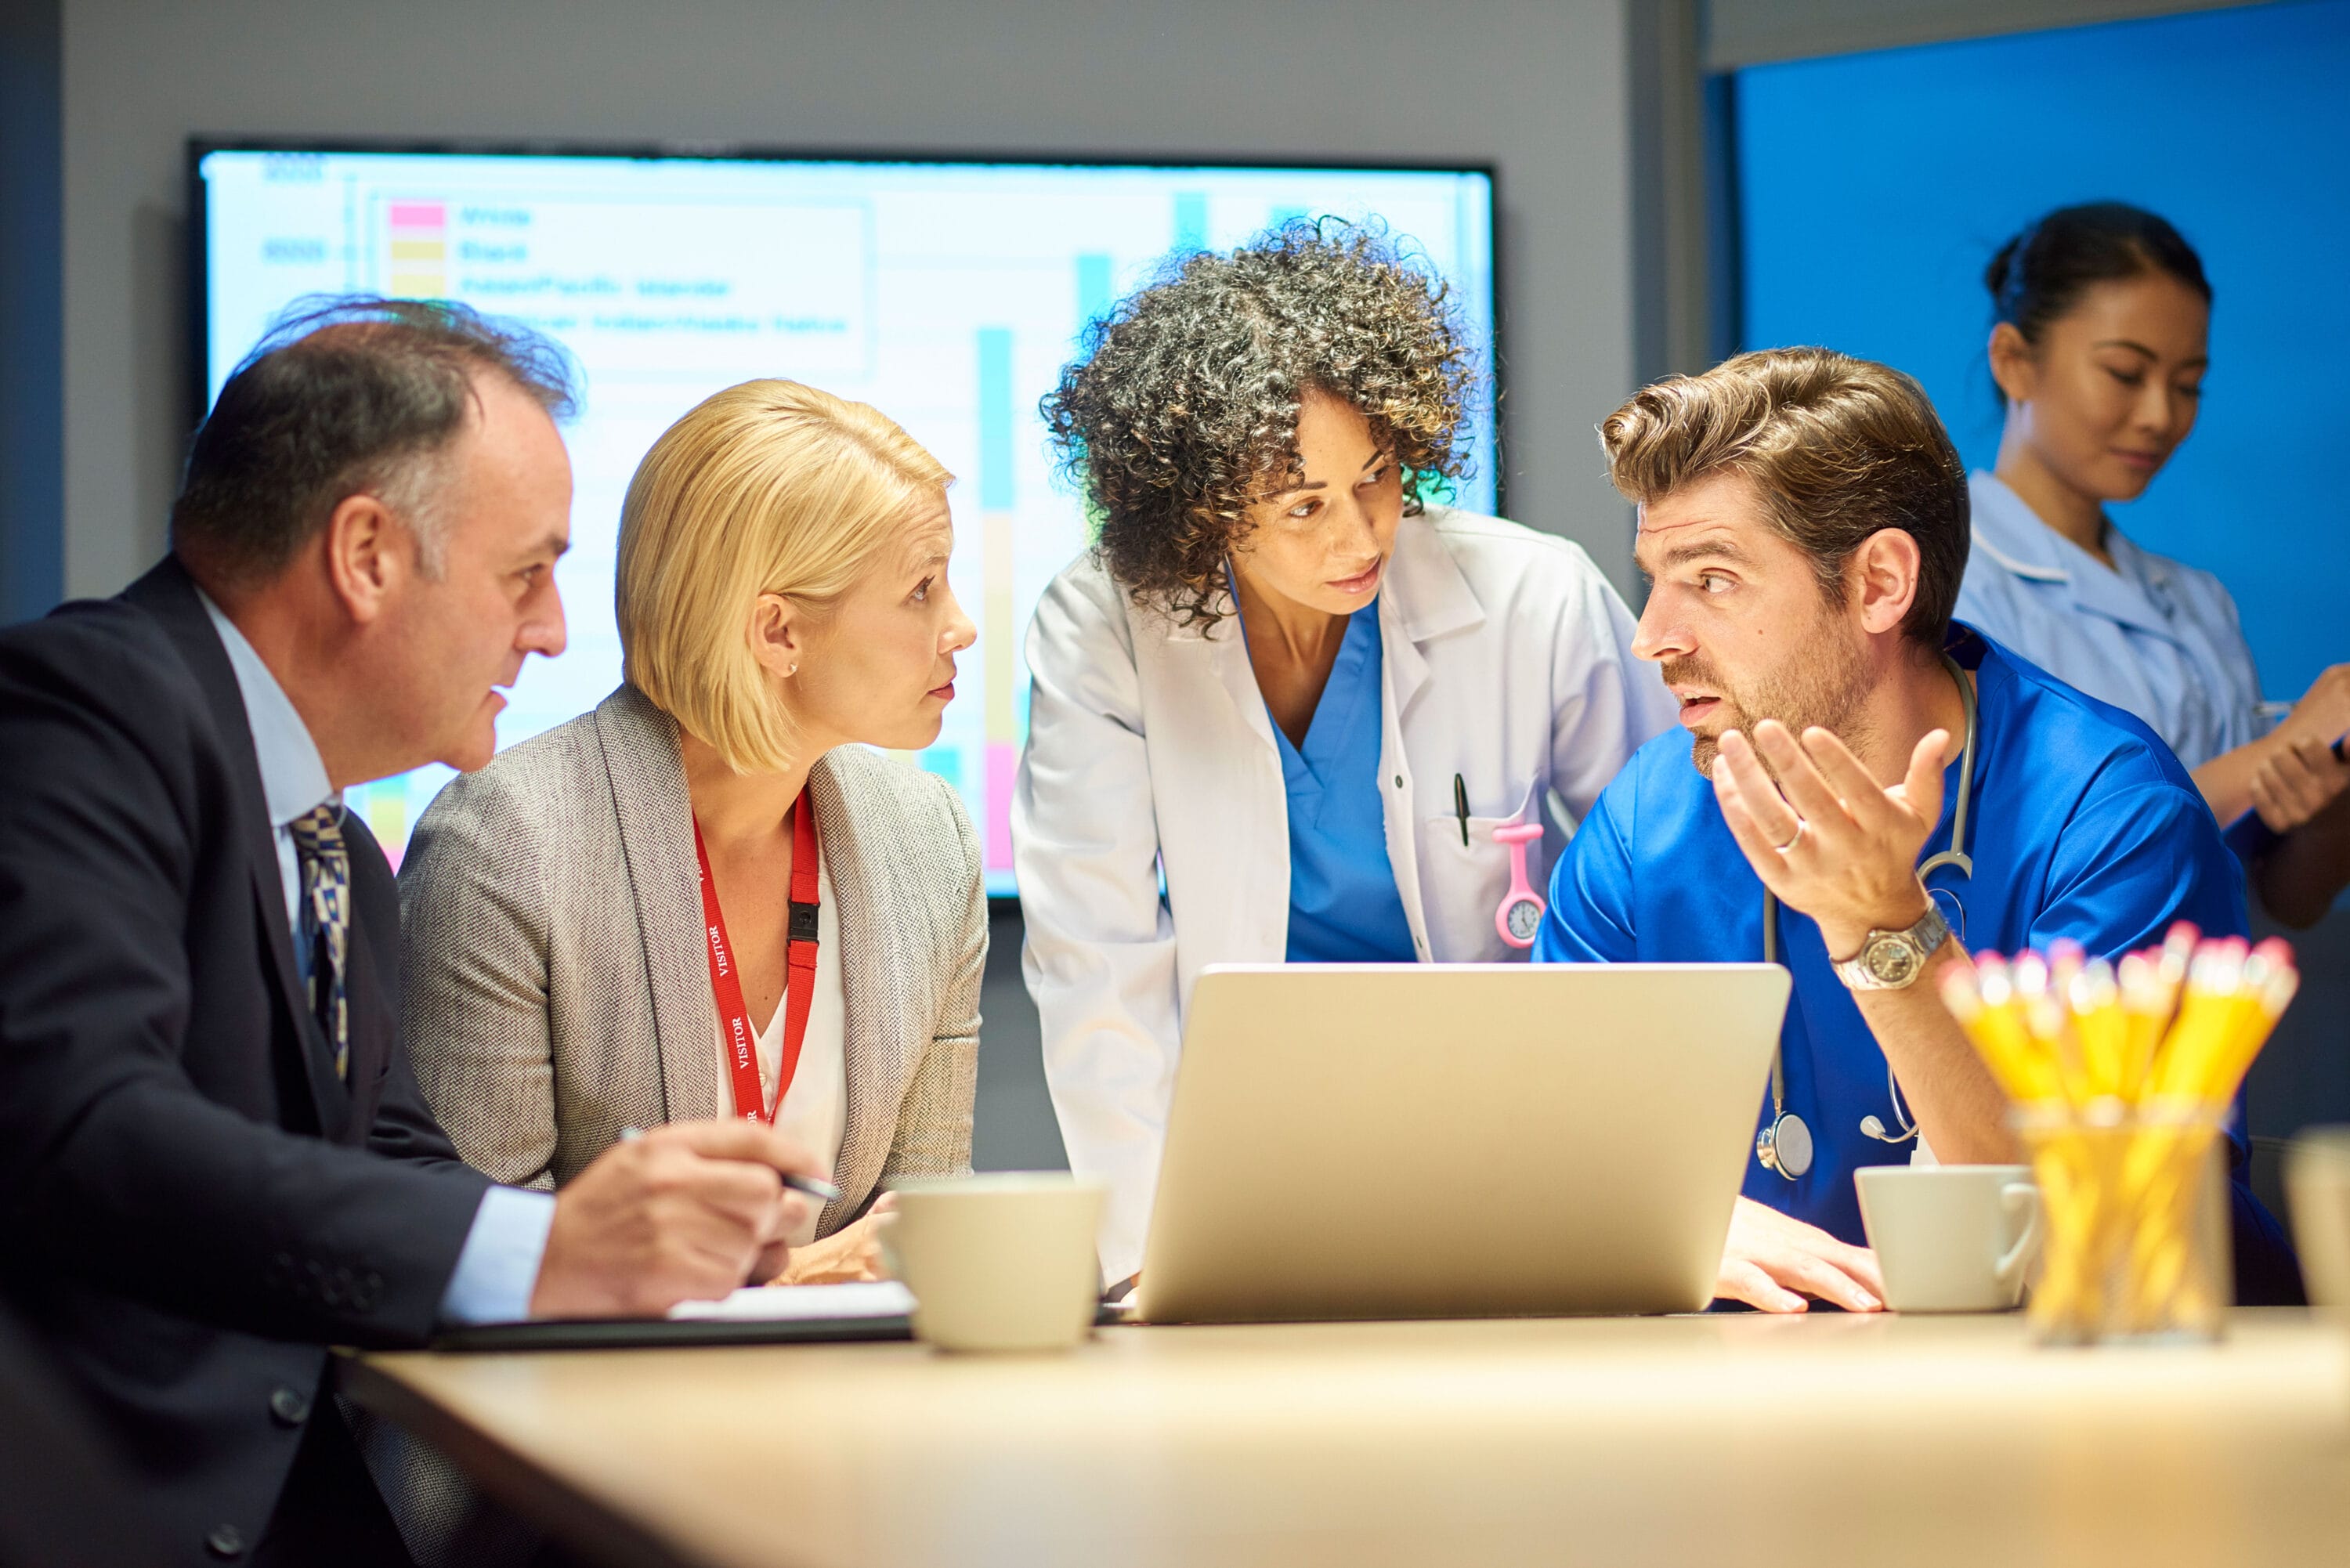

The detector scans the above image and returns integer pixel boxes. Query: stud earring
[788,663,799,675]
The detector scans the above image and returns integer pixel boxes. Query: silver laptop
[1135,963,1788,1324]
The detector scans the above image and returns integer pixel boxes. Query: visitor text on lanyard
[692,797,820,1123]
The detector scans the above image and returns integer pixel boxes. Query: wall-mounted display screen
[195,146,1499,891]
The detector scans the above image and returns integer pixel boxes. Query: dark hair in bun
[1985,203,2211,406]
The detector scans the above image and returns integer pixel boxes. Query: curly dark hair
[1041,218,1480,628]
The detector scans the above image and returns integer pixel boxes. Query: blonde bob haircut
[616,379,953,774]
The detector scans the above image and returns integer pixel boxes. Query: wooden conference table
[345,1309,2350,1568]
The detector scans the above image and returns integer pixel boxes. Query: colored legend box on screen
[386,201,448,298]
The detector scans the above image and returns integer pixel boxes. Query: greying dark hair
[1602,348,1969,655]
[1041,218,1480,628]
[172,295,578,587]
[1987,203,2211,406]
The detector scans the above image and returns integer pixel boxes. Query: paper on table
[666,1282,915,1322]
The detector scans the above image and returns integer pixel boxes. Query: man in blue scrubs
[1536,347,2298,1311]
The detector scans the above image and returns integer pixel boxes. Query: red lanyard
[692,796,820,1123]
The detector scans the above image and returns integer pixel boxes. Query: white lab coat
[1013,506,1677,1280]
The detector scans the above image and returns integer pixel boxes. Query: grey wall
[58,0,1645,601]
[974,909,1067,1172]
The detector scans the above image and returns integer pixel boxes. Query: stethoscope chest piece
[1757,1110,1813,1180]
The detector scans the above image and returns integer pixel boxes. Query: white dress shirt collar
[195,587,336,831]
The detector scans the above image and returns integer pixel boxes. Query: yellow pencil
[2068,957,2127,1100]
[2149,938,2246,1101]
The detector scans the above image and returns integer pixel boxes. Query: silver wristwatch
[1832,903,1951,991]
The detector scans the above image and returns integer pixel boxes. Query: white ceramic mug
[882,1173,1105,1352]
[1856,1165,2041,1313]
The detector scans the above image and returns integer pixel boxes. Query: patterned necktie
[288,804,351,1082]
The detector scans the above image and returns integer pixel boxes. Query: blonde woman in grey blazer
[400,378,985,1290]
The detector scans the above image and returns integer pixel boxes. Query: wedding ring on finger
[1773,820,1808,854]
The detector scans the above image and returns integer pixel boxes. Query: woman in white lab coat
[1014,221,1676,1287]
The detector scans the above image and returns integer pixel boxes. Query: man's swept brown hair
[1600,347,1969,652]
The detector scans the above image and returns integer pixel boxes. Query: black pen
[1453,774,1471,847]
[618,1125,842,1204]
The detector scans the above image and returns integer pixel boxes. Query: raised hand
[1712,720,1949,959]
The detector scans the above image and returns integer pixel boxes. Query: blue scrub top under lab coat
[1254,602,1418,963]
[1534,624,2301,1301]
[1954,471,2266,769]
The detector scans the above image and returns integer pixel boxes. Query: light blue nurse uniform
[1531,624,2301,1302]
[1954,471,2266,769]
[1243,602,1417,963]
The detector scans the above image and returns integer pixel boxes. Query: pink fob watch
[1492,822,1546,948]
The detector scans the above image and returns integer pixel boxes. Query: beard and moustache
[1666,605,1877,781]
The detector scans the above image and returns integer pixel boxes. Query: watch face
[1864,936,1922,987]
[1505,898,1543,941]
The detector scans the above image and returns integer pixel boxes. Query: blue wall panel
[1738,0,2350,701]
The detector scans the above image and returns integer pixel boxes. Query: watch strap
[1835,901,1951,991]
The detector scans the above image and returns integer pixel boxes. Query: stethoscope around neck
[1755,653,1978,1182]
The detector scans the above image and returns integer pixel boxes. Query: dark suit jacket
[0,1298,170,1568]
[0,558,490,1566]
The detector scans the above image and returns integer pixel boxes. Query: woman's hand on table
[768,1193,897,1286]
[1715,1196,1885,1314]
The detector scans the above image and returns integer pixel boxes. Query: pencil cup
[1943,927,2298,1346]
[2015,1102,2230,1346]
[882,1174,1105,1353]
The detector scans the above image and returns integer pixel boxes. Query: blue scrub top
[1532,627,2296,1296]
[1256,604,1417,963]
[1954,471,2266,769]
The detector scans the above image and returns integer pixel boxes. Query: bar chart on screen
[201,150,1495,889]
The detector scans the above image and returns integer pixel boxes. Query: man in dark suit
[0,299,822,1566]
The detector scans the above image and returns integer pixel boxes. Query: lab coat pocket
[1418,779,1542,963]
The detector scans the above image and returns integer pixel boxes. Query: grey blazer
[397,684,985,1234]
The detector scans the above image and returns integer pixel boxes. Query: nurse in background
[1015,220,1676,1289]
[1955,202,2350,926]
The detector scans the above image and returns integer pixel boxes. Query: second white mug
[1856,1165,2041,1313]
